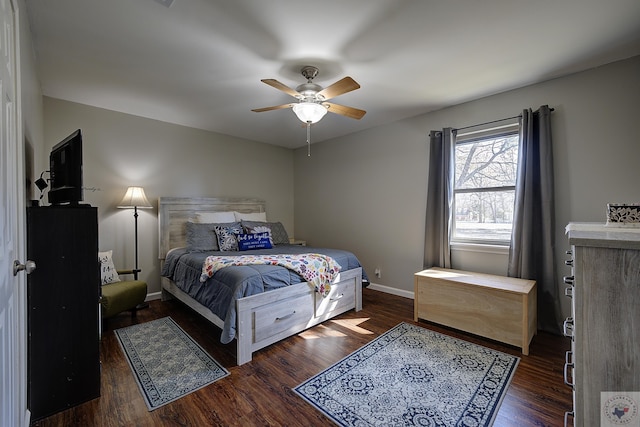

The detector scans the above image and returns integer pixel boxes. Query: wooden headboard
[158,196,266,259]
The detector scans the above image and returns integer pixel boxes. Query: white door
[0,0,27,426]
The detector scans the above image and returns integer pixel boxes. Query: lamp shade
[117,186,153,209]
[292,102,328,124]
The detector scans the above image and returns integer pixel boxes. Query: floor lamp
[118,186,153,281]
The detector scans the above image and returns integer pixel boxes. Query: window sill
[450,242,510,255]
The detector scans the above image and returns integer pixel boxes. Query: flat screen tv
[48,129,83,205]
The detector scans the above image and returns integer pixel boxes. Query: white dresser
[564,223,640,426]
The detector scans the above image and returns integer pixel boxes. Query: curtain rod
[453,107,554,132]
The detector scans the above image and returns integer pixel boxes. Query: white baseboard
[145,291,162,301]
[366,282,415,300]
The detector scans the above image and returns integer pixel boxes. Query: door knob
[13,260,36,276]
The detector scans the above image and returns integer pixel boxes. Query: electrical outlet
[374,267,381,278]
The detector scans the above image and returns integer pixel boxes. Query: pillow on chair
[98,250,120,285]
[98,253,148,320]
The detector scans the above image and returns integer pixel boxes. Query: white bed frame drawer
[237,267,363,364]
[253,292,314,343]
[315,276,356,319]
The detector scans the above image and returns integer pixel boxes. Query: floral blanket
[199,253,341,297]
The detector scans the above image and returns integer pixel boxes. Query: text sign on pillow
[237,232,273,251]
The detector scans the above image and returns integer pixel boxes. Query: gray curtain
[424,128,455,269]
[508,105,561,334]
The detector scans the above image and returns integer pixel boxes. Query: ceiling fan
[252,66,366,124]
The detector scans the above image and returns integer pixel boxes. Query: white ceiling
[25,0,640,149]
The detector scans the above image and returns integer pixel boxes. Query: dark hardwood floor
[31,288,572,426]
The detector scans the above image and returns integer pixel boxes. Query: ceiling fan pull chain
[306,121,311,157]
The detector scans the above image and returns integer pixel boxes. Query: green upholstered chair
[100,269,147,320]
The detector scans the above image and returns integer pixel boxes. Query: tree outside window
[453,129,519,244]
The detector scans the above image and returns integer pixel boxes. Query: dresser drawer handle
[563,276,575,285]
[563,317,574,339]
[564,411,574,427]
[330,293,344,302]
[275,311,296,321]
[564,361,575,388]
[564,287,573,298]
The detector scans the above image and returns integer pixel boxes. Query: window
[452,122,519,245]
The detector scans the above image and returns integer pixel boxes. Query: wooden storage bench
[414,267,536,355]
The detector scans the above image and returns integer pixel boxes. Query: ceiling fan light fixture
[292,102,327,124]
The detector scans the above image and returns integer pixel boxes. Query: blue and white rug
[294,322,519,426]
[115,317,229,411]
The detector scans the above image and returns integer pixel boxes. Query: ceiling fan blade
[317,77,360,101]
[251,103,295,113]
[261,79,301,98]
[323,102,366,120]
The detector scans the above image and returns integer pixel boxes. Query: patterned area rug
[294,322,519,426]
[115,317,229,411]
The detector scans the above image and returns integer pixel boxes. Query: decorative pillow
[236,232,273,251]
[241,224,273,245]
[233,211,267,222]
[214,224,243,251]
[242,220,290,245]
[195,211,236,223]
[186,221,241,251]
[185,222,218,251]
[98,250,120,285]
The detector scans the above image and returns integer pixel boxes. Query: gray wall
[36,55,640,321]
[42,98,294,295]
[19,0,45,202]
[293,55,640,321]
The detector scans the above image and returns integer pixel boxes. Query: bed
[158,196,364,365]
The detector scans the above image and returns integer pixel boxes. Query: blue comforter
[161,245,366,343]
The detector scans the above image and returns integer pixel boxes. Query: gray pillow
[185,221,240,251]
[242,220,290,245]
